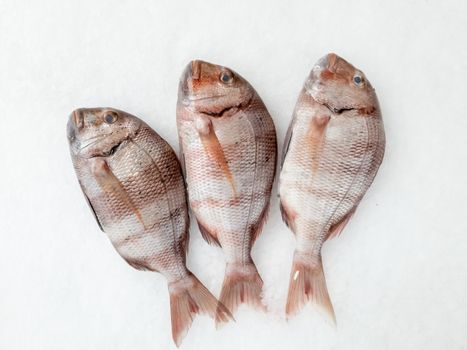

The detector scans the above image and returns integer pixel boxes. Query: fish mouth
[67,110,84,143]
[67,120,76,143]
[179,60,199,100]
[316,53,340,72]
[305,53,372,115]
[178,59,254,116]
[178,60,214,102]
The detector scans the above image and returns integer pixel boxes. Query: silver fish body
[177,61,277,318]
[279,54,385,321]
[67,108,231,346]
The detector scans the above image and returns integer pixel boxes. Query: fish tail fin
[168,273,233,347]
[216,261,265,325]
[286,252,336,325]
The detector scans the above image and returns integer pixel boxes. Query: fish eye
[353,74,364,86]
[104,112,118,124]
[219,71,234,84]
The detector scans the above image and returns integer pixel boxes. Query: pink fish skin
[177,61,277,320]
[279,53,385,323]
[67,108,232,347]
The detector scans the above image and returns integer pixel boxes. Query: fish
[67,108,232,346]
[279,53,385,322]
[176,60,277,320]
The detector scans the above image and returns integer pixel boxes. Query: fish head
[178,60,254,116]
[67,107,142,158]
[305,53,377,113]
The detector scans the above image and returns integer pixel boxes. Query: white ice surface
[1,1,466,349]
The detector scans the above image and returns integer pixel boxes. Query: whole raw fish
[67,108,232,346]
[177,61,277,319]
[279,54,385,322]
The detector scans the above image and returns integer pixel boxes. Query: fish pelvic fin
[197,220,221,247]
[286,252,336,326]
[216,261,265,325]
[168,273,233,347]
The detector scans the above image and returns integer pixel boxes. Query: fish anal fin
[327,207,356,240]
[197,221,221,247]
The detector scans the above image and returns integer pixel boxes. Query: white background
[1,1,466,349]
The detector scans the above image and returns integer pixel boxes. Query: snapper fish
[177,60,277,319]
[67,108,232,346]
[279,53,385,322]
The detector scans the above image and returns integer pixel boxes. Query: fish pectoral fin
[308,114,331,173]
[197,221,221,247]
[194,114,213,136]
[90,157,147,230]
[194,115,237,196]
[326,207,356,240]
